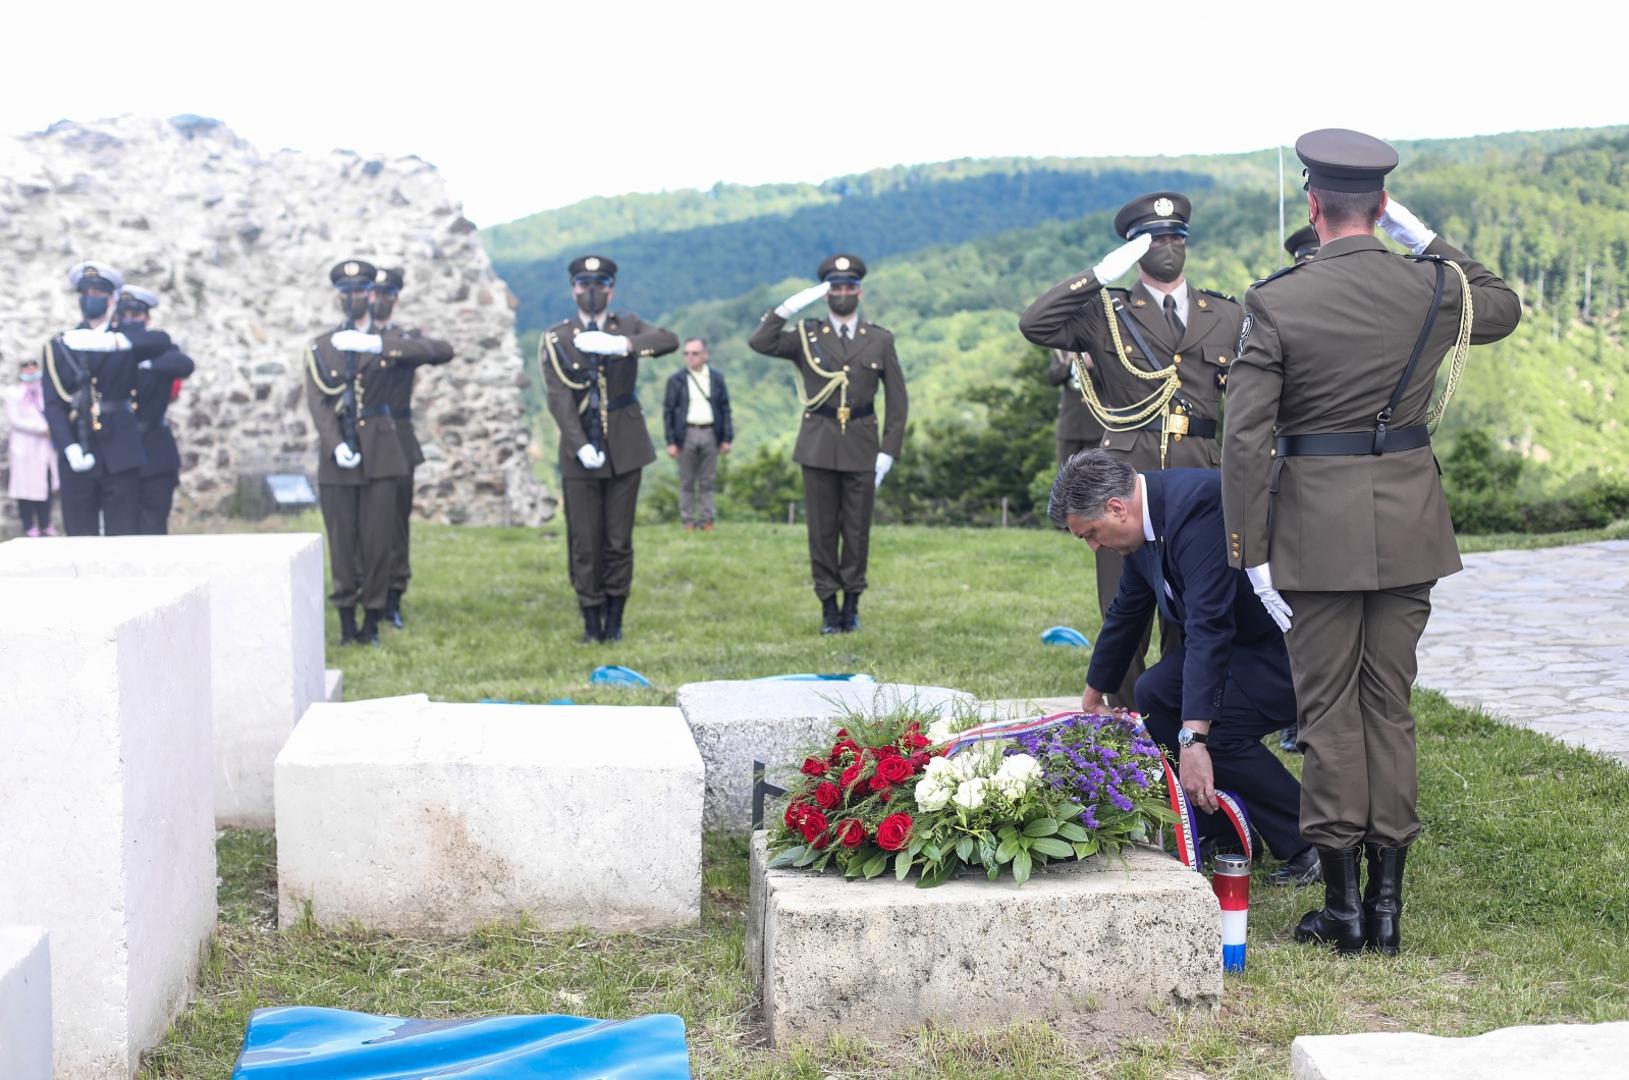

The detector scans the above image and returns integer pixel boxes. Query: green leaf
[1023,817,1060,837]
[793,845,821,868]
[843,857,863,878]
[923,842,944,861]
[1056,803,1086,821]
[1072,837,1100,859]
[986,862,1000,880]
[955,836,976,863]
[917,859,956,889]
[995,836,1019,863]
[1030,837,1074,859]
[997,825,1019,842]
[1056,822,1089,842]
[907,838,925,858]
[1013,848,1032,885]
[862,852,888,878]
[895,850,913,880]
[767,846,805,868]
[977,833,999,867]
[813,852,832,871]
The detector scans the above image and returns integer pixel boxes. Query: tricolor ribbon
[1160,749,1253,870]
[933,710,1083,757]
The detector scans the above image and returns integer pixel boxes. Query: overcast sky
[4,1,1619,227]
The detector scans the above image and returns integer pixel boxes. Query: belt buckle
[837,404,851,433]
[1167,410,1189,439]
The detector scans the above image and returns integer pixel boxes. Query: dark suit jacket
[134,345,194,476]
[1086,469,1294,725]
[663,366,734,448]
[43,325,173,477]
[540,312,678,479]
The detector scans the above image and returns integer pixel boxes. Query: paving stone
[0,928,51,1080]
[1291,1021,1629,1079]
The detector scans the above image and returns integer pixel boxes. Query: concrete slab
[1291,1022,1629,1079]
[324,668,343,703]
[748,833,1219,1046]
[276,698,704,934]
[677,680,974,831]
[0,579,216,1080]
[0,927,51,1080]
[0,533,325,826]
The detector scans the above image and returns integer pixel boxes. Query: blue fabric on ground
[1041,625,1091,648]
[232,1007,690,1079]
[588,664,653,687]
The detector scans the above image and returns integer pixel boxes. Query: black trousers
[137,471,178,535]
[563,468,642,607]
[392,469,414,594]
[319,480,400,612]
[17,495,52,531]
[1136,645,1308,860]
[60,467,140,536]
[801,465,874,600]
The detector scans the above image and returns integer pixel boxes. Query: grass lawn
[141,520,1629,1078]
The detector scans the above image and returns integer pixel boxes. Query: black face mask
[339,291,371,321]
[828,293,858,317]
[369,295,397,323]
[576,286,610,316]
[79,293,110,320]
[1139,242,1186,284]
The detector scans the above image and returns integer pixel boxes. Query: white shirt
[578,311,607,330]
[1138,279,1189,329]
[828,312,859,338]
[685,364,715,426]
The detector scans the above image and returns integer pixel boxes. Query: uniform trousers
[60,467,140,536]
[319,480,400,612]
[1135,646,1307,860]
[801,465,874,600]
[137,471,178,535]
[563,468,641,607]
[678,426,719,526]
[1056,435,1098,467]
[1281,582,1434,850]
[392,469,414,594]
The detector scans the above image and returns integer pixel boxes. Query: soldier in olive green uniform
[540,255,679,644]
[1222,129,1521,956]
[1020,194,1245,706]
[1047,349,1105,465]
[749,255,908,634]
[1285,224,1321,265]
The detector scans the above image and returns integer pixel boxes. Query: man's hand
[874,451,894,488]
[1081,685,1108,714]
[720,441,732,455]
[331,330,383,354]
[576,443,607,470]
[574,330,630,356]
[774,281,831,319]
[1090,233,1153,284]
[333,444,362,469]
[62,328,125,352]
[666,443,679,459]
[1378,199,1436,255]
[1246,563,1293,633]
[1180,743,1218,813]
[64,443,96,472]
[137,359,154,371]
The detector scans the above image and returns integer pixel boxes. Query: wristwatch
[1176,727,1208,749]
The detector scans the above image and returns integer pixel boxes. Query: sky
[3,0,1621,228]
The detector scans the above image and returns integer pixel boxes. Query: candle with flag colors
[1213,853,1249,972]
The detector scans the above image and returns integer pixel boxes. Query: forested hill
[483,125,1629,488]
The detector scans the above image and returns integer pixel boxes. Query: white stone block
[276,698,704,934]
[677,680,975,831]
[749,834,1219,1046]
[0,534,325,826]
[1292,1022,1629,1080]
[0,928,52,1080]
[324,668,344,703]
[0,579,216,1080]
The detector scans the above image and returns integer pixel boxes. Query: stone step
[0,928,51,1080]
[1292,1022,1629,1079]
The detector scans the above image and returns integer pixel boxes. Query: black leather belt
[1276,425,1430,457]
[1147,415,1217,439]
[809,402,875,421]
[607,393,639,412]
[361,404,407,419]
[690,422,713,428]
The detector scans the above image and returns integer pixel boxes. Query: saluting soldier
[367,266,454,629]
[43,262,175,536]
[1019,194,1245,706]
[1285,224,1321,265]
[1222,129,1521,956]
[749,255,908,634]
[113,286,195,535]
[1047,349,1105,465]
[539,256,678,644]
[305,259,415,646]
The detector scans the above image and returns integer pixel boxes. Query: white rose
[915,777,951,812]
[993,773,1027,801]
[923,756,956,779]
[996,754,1042,787]
[927,717,957,745]
[952,777,988,811]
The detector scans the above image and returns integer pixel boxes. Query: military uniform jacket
[1046,349,1105,443]
[134,345,195,476]
[1019,276,1244,470]
[1221,234,1522,590]
[748,311,908,473]
[541,312,676,479]
[304,327,414,486]
[376,326,454,467]
[42,326,174,477]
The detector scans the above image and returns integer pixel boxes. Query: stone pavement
[1417,541,1629,767]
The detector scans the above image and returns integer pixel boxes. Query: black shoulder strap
[1372,259,1446,454]
[1107,297,1167,375]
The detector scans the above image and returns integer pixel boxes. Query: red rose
[835,728,849,739]
[801,756,827,777]
[868,774,891,793]
[837,819,867,849]
[831,739,861,760]
[840,763,863,789]
[784,802,808,830]
[907,753,929,770]
[880,790,892,802]
[876,813,913,852]
[812,832,831,850]
[815,781,841,810]
[878,755,912,784]
[800,809,829,844]
[875,744,901,760]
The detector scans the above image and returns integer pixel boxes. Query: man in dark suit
[112,286,194,535]
[663,337,733,531]
[1049,449,1317,886]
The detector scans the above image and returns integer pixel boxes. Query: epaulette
[1199,287,1237,304]
[866,321,890,334]
[1252,262,1306,288]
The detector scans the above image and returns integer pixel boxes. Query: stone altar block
[0,579,216,1080]
[0,928,52,1080]
[0,533,325,827]
[677,680,974,831]
[749,834,1219,1046]
[276,697,704,934]
[1292,1022,1629,1079]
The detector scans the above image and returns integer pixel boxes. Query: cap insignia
[585,257,601,271]
[834,256,851,271]
[376,269,388,283]
[1154,197,1174,217]
[344,262,359,277]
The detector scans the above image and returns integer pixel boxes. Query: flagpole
[1278,145,1286,251]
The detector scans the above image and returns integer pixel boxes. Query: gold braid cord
[43,339,73,403]
[542,330,608,435]
[1072,291,1182,466]
[1425,260,1474,432]
[305,343,343,396]
[795,324,850,430]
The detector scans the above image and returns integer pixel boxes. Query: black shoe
[338,606,360,645]
[1362,843,1408,956]
[1266,845,1323,887]
[358,609,382,647]
[1294,846,1367,955]
[839,592,860,633]
[819,596,841,635]
[604,594,627,642]
[1278,725,1300,753]
[386,589,405,630]
[580,604,606,645]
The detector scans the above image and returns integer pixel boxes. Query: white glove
[331,330,383,354]
[333,443,362,469]
[576,443,607,470]
[1378,199,1435,255]
[137,360,154,371]
[574,330,630,356]
[874,452,894,488]
[64,443,96,472]
[1090,233,1153,283]
[1246,563,1293,633]
[62,328,128,352]
[774,281,831,319]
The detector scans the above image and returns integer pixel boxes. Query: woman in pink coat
[5,357,59,536]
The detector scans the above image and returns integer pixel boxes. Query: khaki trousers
[319,480,400,612]
[677,425,719,526]
[802,465,874,600]
[563,468,642,607]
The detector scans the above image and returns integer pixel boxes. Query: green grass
[1455,519,1629,552]
[141,521,1629,1078]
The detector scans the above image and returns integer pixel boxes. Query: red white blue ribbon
[1162,751,1202,869]
[934,710,1080,757]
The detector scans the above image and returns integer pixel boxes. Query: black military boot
[1278,724,1300,753]
[840,592,861,633]
[819,596,841,635]
[1362,843,1408,956]
[338,606,360,645]
[1294,846,1367,955]
[386,589,405,630]
[604,594,627,642]
[580,604,605,645]
[358,609,382,646]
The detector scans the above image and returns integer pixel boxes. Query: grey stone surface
[749,833,1219,1047]
[323,668,344,704]
[1417,541,1629,767]
[1291,1021,1629,1079]
[677,680,974,832]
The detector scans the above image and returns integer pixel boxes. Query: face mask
[369,294,397,322]
[79,293,110,320]
[828,293,858,317]
[339,291,371,321]
[19,372,40,383]
[1139,242,1186,284]
[576,286,609,316]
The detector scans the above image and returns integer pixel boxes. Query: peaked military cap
[68,260,123,292]
[330,259,378,287]
[569,255,617,282]
[374,266,405,291]
[818,254,866,283]
[1296,128,1398,192]
[1284,224,1321,263]
[119,286,161,311]
[1114,192,1191,241]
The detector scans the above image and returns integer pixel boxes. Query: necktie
[587,319,599,333]
[840,324,851,341]
[1163,294,1184,343]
